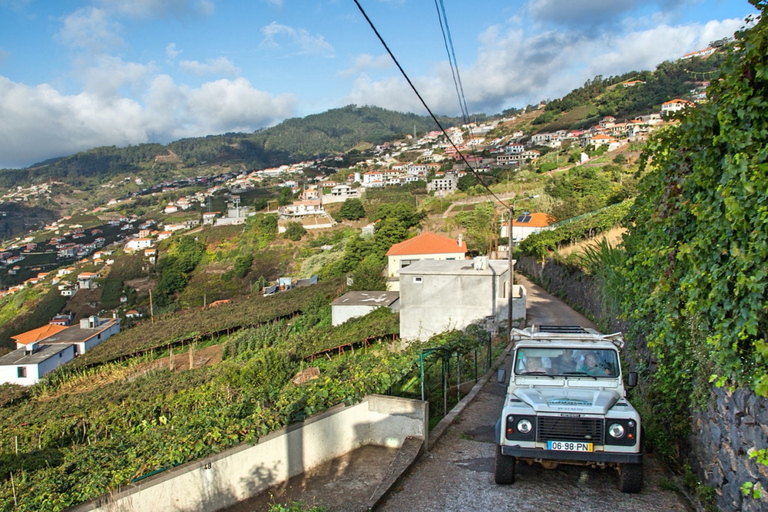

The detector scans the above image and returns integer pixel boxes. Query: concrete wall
[399,260,510,341]
[513,284,527,324]
[36,344,76,381]
[68,395,427,512]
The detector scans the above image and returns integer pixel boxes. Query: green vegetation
[619,3,768,448]
[0,298,492,511]
[540,52,726,127]
[0,106,458,191]
[283,222,307,241]
[0,287,68,350]
[67,278,345,369]
[338,198,365,221]
[518,200,632,262]
[155,236,206,307]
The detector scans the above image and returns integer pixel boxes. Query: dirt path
[378,277,691,512]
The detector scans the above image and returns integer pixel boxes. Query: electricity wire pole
[507,204,515,344]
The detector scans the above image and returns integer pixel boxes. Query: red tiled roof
[12,324,69,345]
[386,232,467,257]
[512,212,552,228]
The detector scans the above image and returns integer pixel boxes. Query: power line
[434,0,469,124]
[351,0,511,211]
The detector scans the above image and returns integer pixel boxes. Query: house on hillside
[501,212,554,243]
[11,324,70,349]
[398,257,525,341]
[661,99,694,115]
[331,291,401,326]
[33,316,120,356]
[125,238,153,252]
[385,232,468,291]
[0,342,77,385]
[77,272,98,289]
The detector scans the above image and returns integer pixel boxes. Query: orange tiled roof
[387,232,467,257]
[12,324,70,345]
[513,212,552,228]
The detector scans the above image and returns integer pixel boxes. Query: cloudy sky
[0,0,756,169]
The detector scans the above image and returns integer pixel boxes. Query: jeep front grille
[536,416,604,444]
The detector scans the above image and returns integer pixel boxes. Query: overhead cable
[351,0,511,210]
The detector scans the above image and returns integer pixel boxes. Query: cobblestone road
[378,275,692,512]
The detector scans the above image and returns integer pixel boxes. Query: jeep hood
[514,388,621,414]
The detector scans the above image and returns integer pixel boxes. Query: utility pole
[507,203,515,344]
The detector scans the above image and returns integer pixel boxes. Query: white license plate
[547,441,593,452]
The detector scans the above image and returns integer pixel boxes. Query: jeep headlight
[608,423,625,439]
[517,418,532,434]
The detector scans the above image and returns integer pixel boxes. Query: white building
[125,238,154,252]
[385,232,467,291]
[398,258,525,341]
[331,291,400,326]
[0,342,76,385]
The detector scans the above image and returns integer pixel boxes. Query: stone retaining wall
[517,255,768,511]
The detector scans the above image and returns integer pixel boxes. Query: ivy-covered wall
[516,255,768,510]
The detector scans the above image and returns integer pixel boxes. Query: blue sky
[0,0,757,169]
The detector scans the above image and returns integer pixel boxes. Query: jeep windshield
[514,348,619,378]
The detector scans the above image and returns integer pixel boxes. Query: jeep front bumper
[501,446,642,464]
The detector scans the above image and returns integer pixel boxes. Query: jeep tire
[494,444,515,484]
[618,462,643,493]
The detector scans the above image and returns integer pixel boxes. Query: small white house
[0,342,76,385]
[331,291,400,326]
[398,258,525,341]
[125,238,154,252]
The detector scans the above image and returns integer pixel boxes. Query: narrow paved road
[379,276,691,512]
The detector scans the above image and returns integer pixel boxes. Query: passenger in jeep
[580,352,610,376]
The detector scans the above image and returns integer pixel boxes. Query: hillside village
[0,85,701,387]
[2,32,765,511]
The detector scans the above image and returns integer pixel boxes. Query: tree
[283,222,307,241]
[457,174,478,192]
[339,198,365,220]
[454,202,497,253]
[349,256,387,291]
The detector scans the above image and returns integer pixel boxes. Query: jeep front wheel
[494,444,515,484]
[618,462,642,493]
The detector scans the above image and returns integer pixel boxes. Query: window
[17,367,27,378]
[413,277,423,284]
[400,259,418,269]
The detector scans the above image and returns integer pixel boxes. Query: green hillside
[0,106,455,190]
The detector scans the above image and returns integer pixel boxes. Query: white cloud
[0,74,296,168]
[185,78,295,133]
[166,43,181,61]
[260,22,335,57]
[346,16,746,116]
[96,0,215,19]
[57,7,124,52]
[179,56,240,76]
[0,77,145,168]
[78,56,156,98]
[337,54,392,78]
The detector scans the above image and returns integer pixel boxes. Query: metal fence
[388,329,503,426]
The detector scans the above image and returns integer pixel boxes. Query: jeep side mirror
[497,368,507,384]
[627,371,637,389]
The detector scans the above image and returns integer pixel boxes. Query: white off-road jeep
[495,326,642,493]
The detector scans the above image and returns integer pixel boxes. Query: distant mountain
[0,105,457,190]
